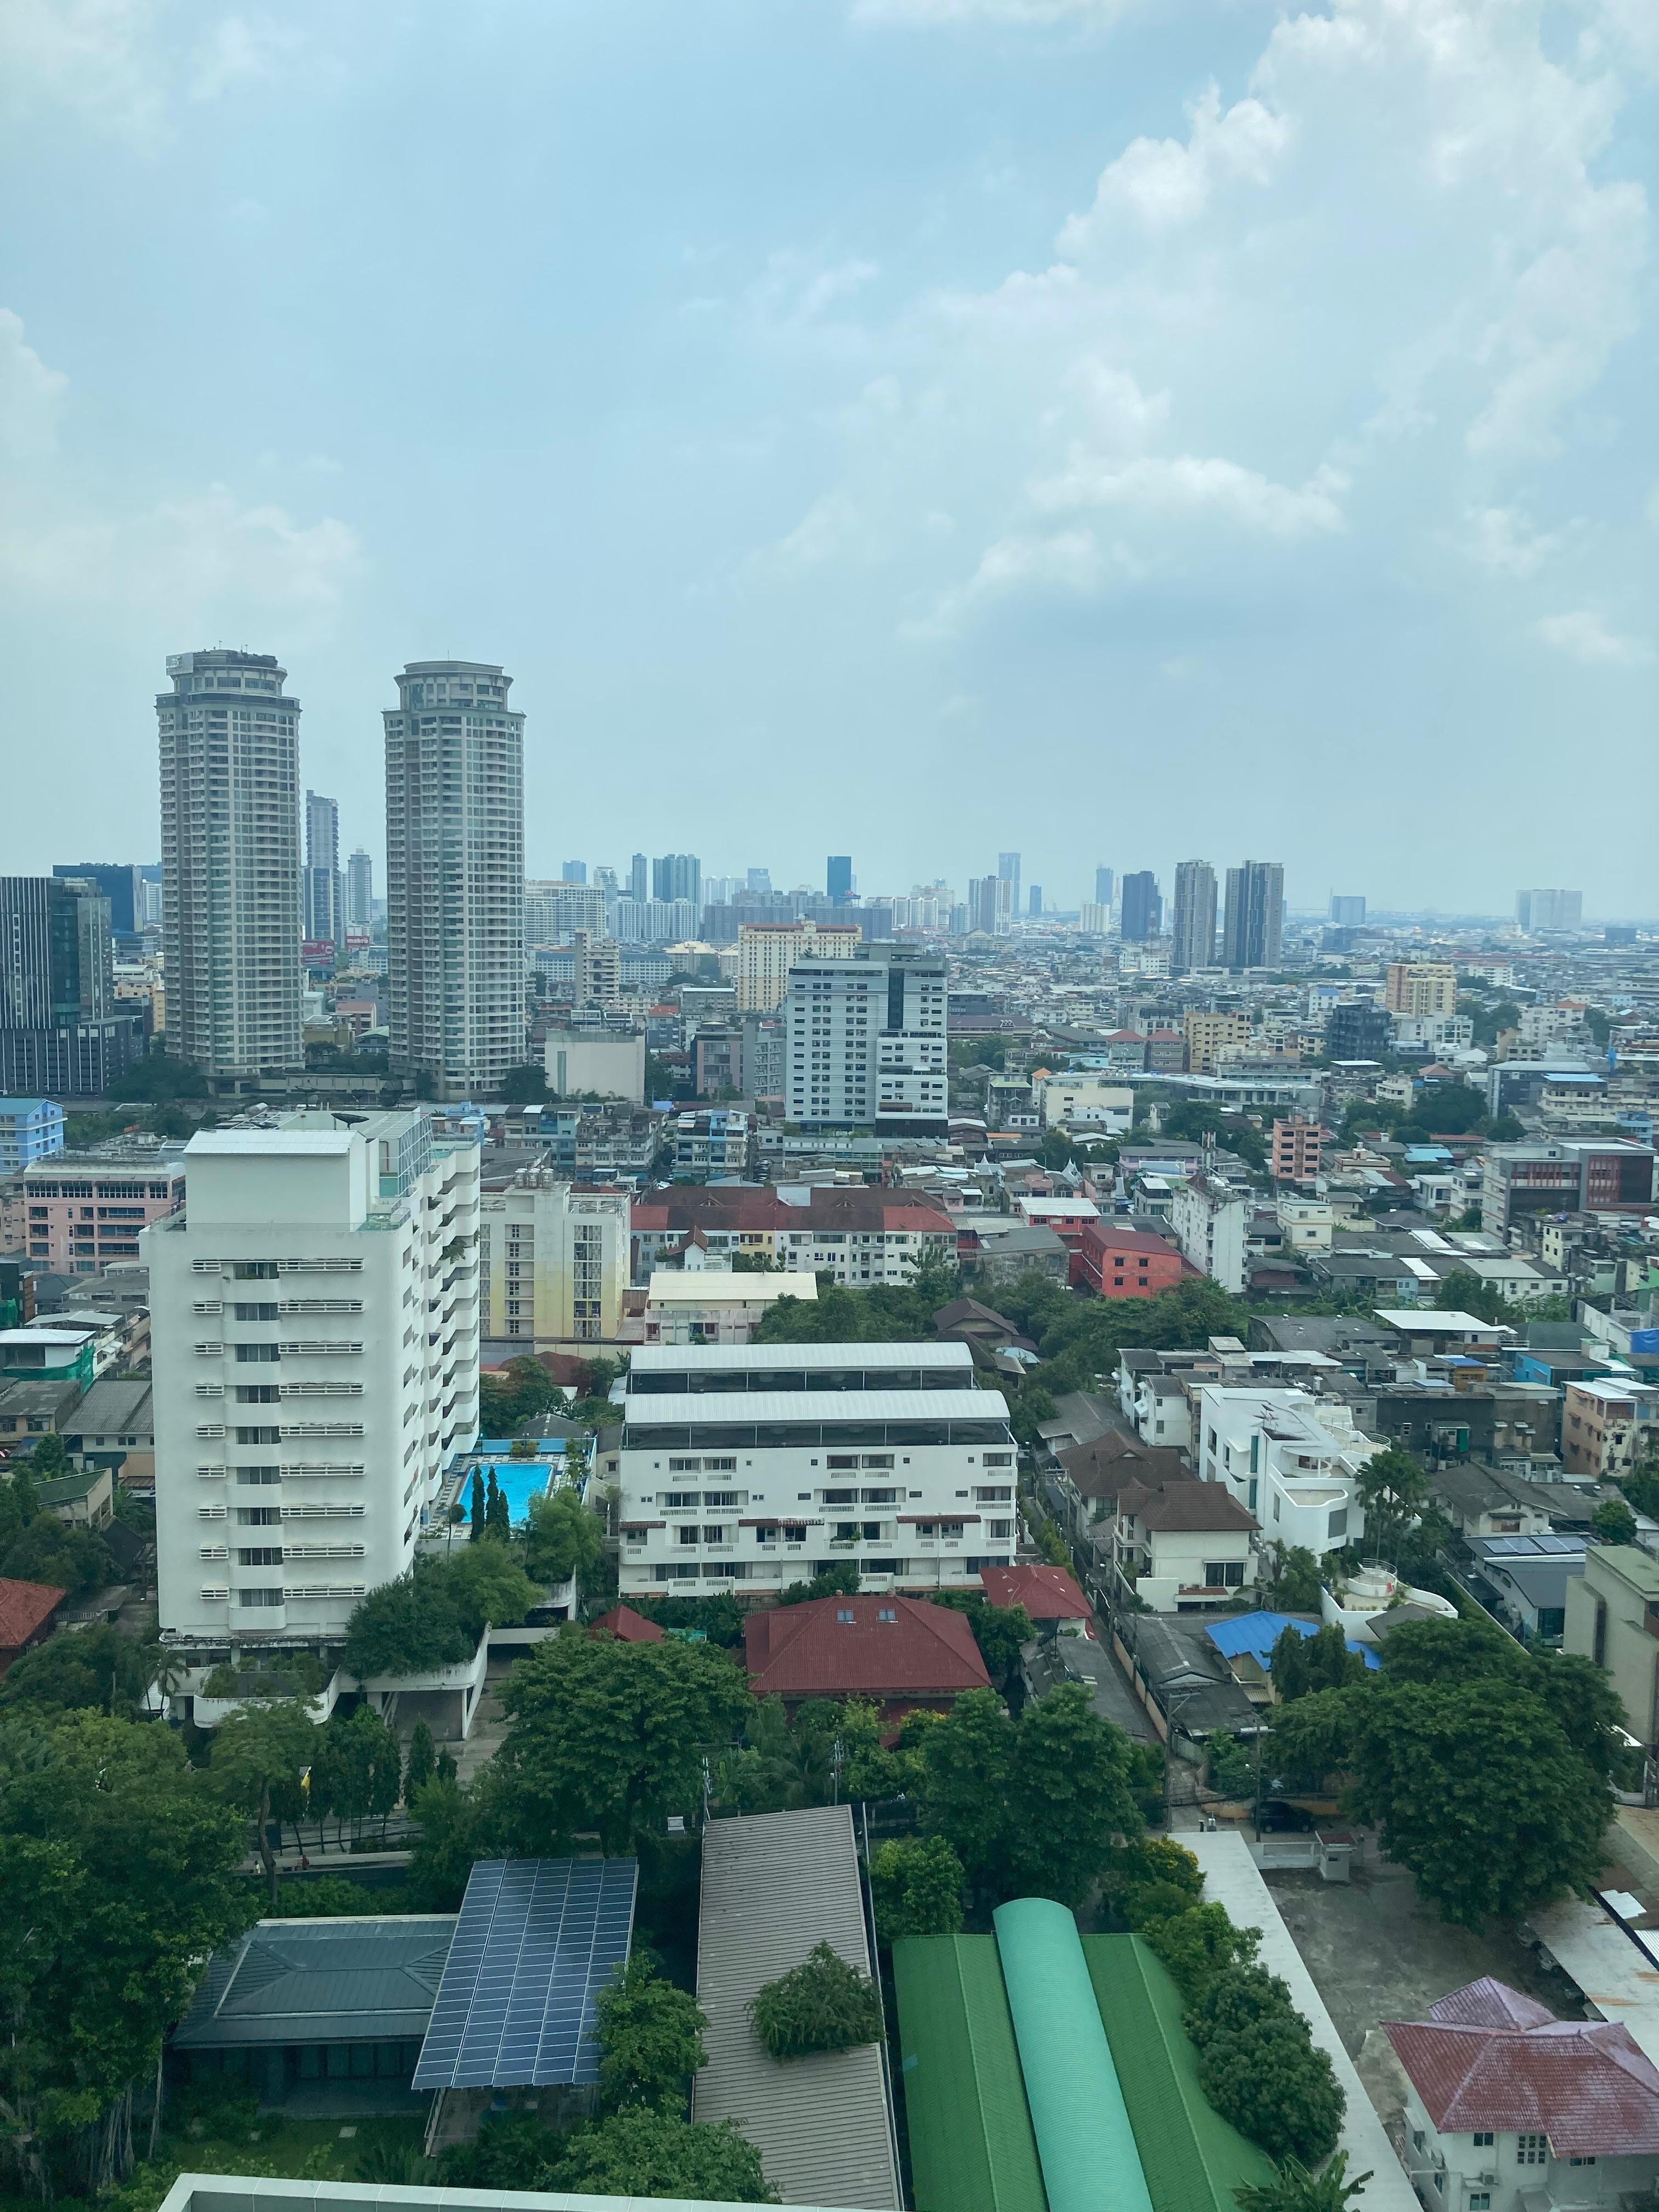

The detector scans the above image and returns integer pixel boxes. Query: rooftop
[628,1339,971,1375]
[172,1916,457,2049]
[0,1576,67,1651]
[743,1593,990,1702]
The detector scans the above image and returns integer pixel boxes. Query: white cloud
[1034,453,1347,539]
[1059,84,1290,245]
[902,527,1139,637]
[748,250,880,332]
[0,309,69,461]
[851,0,1131,22]
[189,14,301,101]
[1537,609,1651,665]
[1465,504,1572,578]
[742,491,873,582]
[0,0,167,145]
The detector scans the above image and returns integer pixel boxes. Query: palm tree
[1235,2152,1374,2212]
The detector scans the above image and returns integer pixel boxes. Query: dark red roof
[1116,1480,1257,1534]
[1079,1223,1183,1257]
[0,1577,66,1651]
[743,1594,990,1701]
[979,1564,1092,1621]
[1385,1980,1659,2154]
[631,1187,954,1238]
[589,1605,665,1643]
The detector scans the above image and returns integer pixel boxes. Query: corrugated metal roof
[1085,1935,1273,2212]
[891,1935,1046,2212]
[171,1916,457,2047]
[624,1390,1011,1424]
[633,1342,971,1373]
[694,1807,900,2209]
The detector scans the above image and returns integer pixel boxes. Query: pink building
[21,1154,185,1274]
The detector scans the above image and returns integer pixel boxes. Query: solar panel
[412,1858,637,2090]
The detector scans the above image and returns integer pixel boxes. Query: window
[1203,1561,1246,1587]
[676,1526,700,1547]
[236,1467,280,1485]
[233,1262,279,1280]
[662,1491,699,1509]
[1328,1507,1348,1539]
[233,1303,279,1322]
[236,1426,281,1444]
[982,1452,1014,1468]
[704,1491,739,1508]
[1567,2158,1596,2169]
[235,1385,280,1403]
[237,1546,283,1565]
[1467,2196,1489,2210]
[1517,2136,1547,2166]
[239,1587,283,1607]
[235,1343,280,1363]
[667,1457,700,1474]
[836,1608,855,1623]
[1471,2134,1493,2149]
[877,1607,896,1622]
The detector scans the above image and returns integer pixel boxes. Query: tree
[26,1431,70,1479]
[1194,2011,1345,2166]
[1206,1734,1256,1798]
[482,1629,750,1856]
[500,1064,548,1103]
[0,1713,247,2191]
[1235,2151,1374,2212]
[405,1775,481,1910]
[210,1700,319,1906]
[479,1355,563,1436]
[525,1488,606,1586]
[1594,1496,1639,1545]
[595,1954,707,2114]
[1269,1626,1313,1703]
[916,1683,1143,1909]
[929,1592,1033,1694]
[749,1942,883,2058]
[403,1718,437,1802]
[484,1469,511,1540]
[469,1469,486,1537]
[1098,1837,1204,1931]
[777,1561,861,1606]
[1266,1545,1322,1614]
[1,1516,113,1594]
[868,1836,966,1942]
[0,1624,156,1719]
[343,1550,538,1677]
[545,2109,777,2204]
[1353,1444,1429,1563]
[1139,1903,1260,2003]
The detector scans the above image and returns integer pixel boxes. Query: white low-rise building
[638,1269,817,1346]
[1193,1385,1375,1558]
[478,1171,629,1347]
[146,1111,481,1655]
[1276,1192,1334,1252]
[1034,1075,1132,1133]
[617,1340,1017,1599]
[544,1029,646,1104]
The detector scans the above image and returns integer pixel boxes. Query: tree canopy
[544,2109,776,2204]
[481,1628,751,1855]
[869,1835,966,1942]
[524,1488,606,1587]
[595,1953,707,2114]
[342,1547,539,1677]
[749,1942,882,2059]
[0,1624,160,1720]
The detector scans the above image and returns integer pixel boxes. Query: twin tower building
[157,651,524,1100]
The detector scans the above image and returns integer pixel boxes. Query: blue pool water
[477,1455,565,1526]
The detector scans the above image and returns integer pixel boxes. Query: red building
[1075,1221,1192,1300]
[742,1593,989,1720]
[0,1577,66,1678]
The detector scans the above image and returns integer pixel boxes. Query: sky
[1,0,1655,918]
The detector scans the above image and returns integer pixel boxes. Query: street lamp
[1161,1682,1208,1830]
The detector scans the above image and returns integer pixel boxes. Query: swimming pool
[475,1454,565,1526]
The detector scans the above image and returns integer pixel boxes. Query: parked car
[1258,1798,1316,1833]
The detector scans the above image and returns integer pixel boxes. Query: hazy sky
[2,0,1655,916]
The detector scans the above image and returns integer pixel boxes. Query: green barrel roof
[992,1899,1153,2212]
[1084,1934,1277,2212]
[893,1933,1047,2212]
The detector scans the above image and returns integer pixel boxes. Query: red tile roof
[979,1564,1092,1621]
[1117,1480,1258,1534]
[0,1577,66,1652]
[589,1605,666,1643]
[1385,1982,1659,2155]
[743,1594,990,1702]
[1079,1224,1182,1257]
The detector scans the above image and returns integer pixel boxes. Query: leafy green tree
[0,1713,248,2189]
[26,1431,70,1479]
[930,1592,1034,1692]
[439,2108,558,2189]
[0,1624,156,1719]
[210,1700,319,1906]
[1206,1734,1256,1798]
[1269,1626,1313,1703]
[482,1628,749,1856]
[749,1942,882,2058]
[405,1775,481,1910]
[479,1355,563,1435]
[343,1549,538,1676]
[1192,2005,1344,2165]
[1139,1903,1260,2003]
[1098,1837,1204,1930]
[1,1516,113,1594]
[778,1560,861,1606]
[545,2108,777,2203]
[403,1718,437,1802]
[525,1488,606,1585]
[469,1469,486,1536]
[1267,1545,1322,1614]
[868,1836,966,1942]
[1235,2150,1374,2212]
[483,1469,510,1540]
[1594,1496,1639,1545]
[916,1683,1143,1909]
[1353,1444,1430,1562]
[499,1064,548,1103]
[595,1954,708,2114]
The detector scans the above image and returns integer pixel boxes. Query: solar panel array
[413,1858,637,2089]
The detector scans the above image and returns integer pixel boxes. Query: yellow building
[1384,962,1457,1017]
[736,918,861,1013]
[478,1172,631,1346]
[1182,1009,1251,1075]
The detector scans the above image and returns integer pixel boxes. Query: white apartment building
[1034,1075,1133,1133]
[786,948,947,1133]
[385,661,525,1101]
[638,1270,818,1345]
[1391,1013,1475,1051]
[736,920,860,1013]
[524,879,606,946]
[146,1111,481,1653]
[1276,1192,1335,1252]
[478,1171,629,1346]
[617,1341,1017,1598]
[1170,1171,1250,1294]
[573,929,622,1008]
[1193,1385,1375,1559]
[544,1029,646,1104]
[157,649,303,1086]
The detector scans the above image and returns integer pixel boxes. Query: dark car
[1258,1798,1316,1833]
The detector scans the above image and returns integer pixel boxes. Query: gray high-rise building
[1120,871,1160,944]
[997,851,1022,915]
[1028,885,1043,917]
[347,848,374,934]
[1221,861,1285,969]
[52,864,143,951]
[157,648,302,1085]
[303,789,342,951]
[1328,895,1366,927]
[1170,860,1218,974]
[1516,889,1583,932]
[653,853,701,909]
[0,875,145,1094]
[385,660,525,1099]
[562,861,587,884]
[1094,867,1114,910]
[827,855,853,906]
[747,867,772,896]
[629,853,648,902]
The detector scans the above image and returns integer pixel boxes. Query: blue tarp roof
[1205,1610,1381,1671]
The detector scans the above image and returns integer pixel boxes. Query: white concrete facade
[478,1172,629,1345]
[639,1270,818,1344]
[736,919,860,1013]
[543,1029,645,1103]
[617,1341,1015,1598]
[785,950,947,1132]
[1170,1172,1250,1294]
[1193,1385,1375,1558]
[147,1112,481,1651]
[1034,1075,1133,1132]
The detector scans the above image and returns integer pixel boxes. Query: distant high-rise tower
[747,867,772,896]
[157,648,302,1084]
[0,874,144,1094]
[653,853,701,908]
[1516,889,1583,932]
[1328,894,1365,927]
[968,876,1012,937]
[1170,860,1218,974]
[385,659,525,1099]
[998,852,1022,915]
[562,860,587,884]
[347,848,374,934]
[1094,867,1114,910]
[1222,861,1285,969]
[629,853,648,903]
[304,789,342,951]
[1028,885,1043,917]
[827,855,853,906]
[1120,872,1160,944]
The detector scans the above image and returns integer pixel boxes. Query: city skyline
[1,4,1654,909]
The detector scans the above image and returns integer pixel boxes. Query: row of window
[646,1556,1011,1582]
